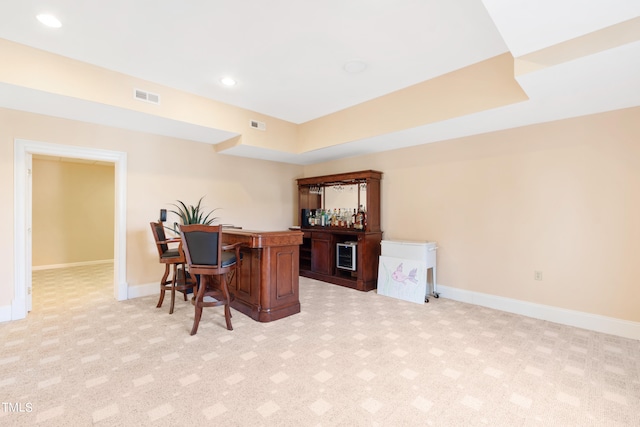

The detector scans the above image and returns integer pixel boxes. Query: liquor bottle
[352,209,357,229]
[356,205,365,230]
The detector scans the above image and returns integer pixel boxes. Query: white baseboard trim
[436,285,640,341]
[32,259,114,271]
[128,282,158,299]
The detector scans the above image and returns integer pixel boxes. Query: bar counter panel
[223,229,303,322]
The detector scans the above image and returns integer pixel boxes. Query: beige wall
[303,107,640,322]
[2,104,639,324]
[32,158,115,266]
[0,107,303,307]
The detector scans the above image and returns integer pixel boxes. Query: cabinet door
[311,233,332,275]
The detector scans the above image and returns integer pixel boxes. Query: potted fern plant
[168,196,219,234]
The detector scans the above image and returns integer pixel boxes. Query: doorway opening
[13,139,128,320]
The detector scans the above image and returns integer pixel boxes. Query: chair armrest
[221,242,246,251]
[157,238,181,245]
[159,238,184,258]
[222,242,246,267]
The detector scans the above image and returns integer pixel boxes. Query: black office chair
[150,221,196,314]
[179,224,244,335]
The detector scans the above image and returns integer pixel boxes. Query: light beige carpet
[0,264,638,426]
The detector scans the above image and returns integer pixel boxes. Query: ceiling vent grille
[250,120,266,131]
[134,88,160,104]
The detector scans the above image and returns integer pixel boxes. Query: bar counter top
[223,228,303,248]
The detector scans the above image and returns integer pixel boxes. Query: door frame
[13,138,128,320]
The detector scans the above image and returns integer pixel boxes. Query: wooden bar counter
[222,228,303,322]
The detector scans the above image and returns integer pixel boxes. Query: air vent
[134,88,160,105]
[249,120,266,131]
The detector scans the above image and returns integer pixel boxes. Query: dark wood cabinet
[311,231,332,275]
[296,170,382,291]
[223,229,303,322]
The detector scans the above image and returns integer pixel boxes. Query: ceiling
[0,0,639,164]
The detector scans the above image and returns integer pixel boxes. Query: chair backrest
[150,221,169,257]
[180,224,223,267]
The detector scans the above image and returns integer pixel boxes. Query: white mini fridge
[378,240,438,303]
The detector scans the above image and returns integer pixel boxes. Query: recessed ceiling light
[220,77,237,87]
[36,13,62,28]
[343,60,367,74]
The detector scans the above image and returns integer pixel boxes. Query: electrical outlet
[534,271,543,281]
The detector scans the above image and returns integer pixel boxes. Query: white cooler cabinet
[381,240,438,300]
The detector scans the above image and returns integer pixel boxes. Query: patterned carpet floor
[0,264,638,426]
